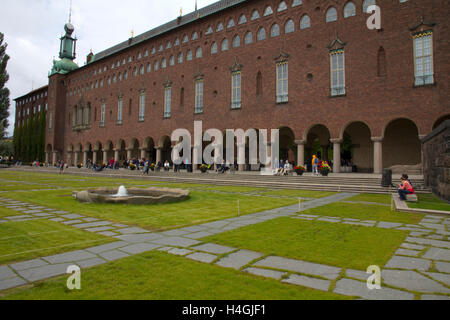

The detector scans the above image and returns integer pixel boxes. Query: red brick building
[14,0,450,173]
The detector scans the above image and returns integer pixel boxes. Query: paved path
[0,192,449,300]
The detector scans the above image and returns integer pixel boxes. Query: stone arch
[305,124,331,170]
[103,140,114,164]
[117,139,127,163]
[433,114,450,130]
[94,141,103,165]
[383,118,421,170]
[341,121,373,172]
[158,135,172,164]
[128,138,140,160]
[279,126,296,163]
[143,137,156,162]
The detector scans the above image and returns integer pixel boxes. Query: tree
[0,32,10,138]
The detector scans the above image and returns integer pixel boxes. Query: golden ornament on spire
[131,29,134,38]
[180,7,182,17]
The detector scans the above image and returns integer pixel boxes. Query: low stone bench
[406,194,418,203]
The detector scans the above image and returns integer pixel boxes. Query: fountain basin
[74,187,190,205]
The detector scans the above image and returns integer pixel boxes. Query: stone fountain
[73,185,189,205]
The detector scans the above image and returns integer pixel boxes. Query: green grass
[0,251,350,300]
[347,193,392,204]
[303,202,424,224]
[266,189,337,199]
[408,194,450,212]
[0,220,113,265]
[0,207,24,219]
[4,189,297,231]
[202,217,408,270]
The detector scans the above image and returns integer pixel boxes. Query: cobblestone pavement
[0,192,449,300]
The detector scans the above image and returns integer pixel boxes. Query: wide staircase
[11,167,430,195]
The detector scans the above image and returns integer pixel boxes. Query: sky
[0,0,218,137]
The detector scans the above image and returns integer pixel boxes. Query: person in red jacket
[398,174,414,201]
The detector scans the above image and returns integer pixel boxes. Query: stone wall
[422,120,450,202]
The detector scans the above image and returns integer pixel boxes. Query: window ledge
[330,94,346,98]
[276,101,289,105]
[413,82,436,88]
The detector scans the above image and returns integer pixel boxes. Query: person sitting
[218,160,229,174]
[164,160,170,171]
[284,160,292,176]
[398,174,414,201]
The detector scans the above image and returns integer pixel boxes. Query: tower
[50,22,79,75]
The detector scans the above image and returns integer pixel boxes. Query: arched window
[151,47,156,54]
[140,65,144,75]
[278,1,288,12]
[326,7,338,22]
[216,22,224,32]
[147,63,152,72]
[271,24,280,37]
[292,0,302,7]
[174,38,180,46]
[244,31,253,45]
[192,32,199,40]
[178,52,183,63]
[300,15,310,29]
[227,18,235,28]
[232,35,240,48]
[118,72,122,81]
[211,42,218,54]
[256,71,262,96]
[257,27,266,41]
[251,10,259,20]
[377,47,386,77]
[221,38,229,51]
[363,0,376,13]
[166,41,172,49]
[196,47,202,58]
[264,6,273,16]
[161,58,167,68]
[344,2,356,18]
[182,35,189,43]
[285,19,295,33]
[186,49,192,61]
[154,61,159,71]
[205,26,213,35]
[169,55,175,66]
[159,44,163,52]
[238,14,247,24]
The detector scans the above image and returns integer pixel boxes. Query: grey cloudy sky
[0,0,218,136]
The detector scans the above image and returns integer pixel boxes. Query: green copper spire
[50,19,79,76]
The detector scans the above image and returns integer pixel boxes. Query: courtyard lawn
[408,194,450,212]
[202,217,409,270]
[4,189,297,231]
[0,220,113,265]
[0,251,350,300]
[265,189,337,199]
[346,193,392,204]
[303,202,424,224]
[0,207,25,219]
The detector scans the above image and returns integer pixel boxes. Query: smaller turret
[50,21,79,76]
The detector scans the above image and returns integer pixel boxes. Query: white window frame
[139,92,146,121]
[276,62,289,103]
[164,87,172,118]
[413,31,434,86]
[100,103,106,126]
[195,80,204,114]
[231,72,242,109]
[330,49,346,96]
[117,97,123,125]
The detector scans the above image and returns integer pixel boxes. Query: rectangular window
[231,72,241,109]
[414,32,434,86]
[48,111,53,130]
[117,97,123,125]
[195,80,204,113]
[139,93,146,121]
[164,87,172,118]
[276,62,288,103]
[330,50,345,96]
[100,103,106,126]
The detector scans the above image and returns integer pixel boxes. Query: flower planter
[321,171,330,177]
[295,170,304,176]
[200,168,208,173]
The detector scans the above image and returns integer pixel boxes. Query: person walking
[312,155,319,176]
[59,160,65,174]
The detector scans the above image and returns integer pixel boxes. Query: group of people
[275,160,293,176]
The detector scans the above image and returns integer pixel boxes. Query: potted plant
[199,164,208,173]
[129,163,136,171]
[319,162,332,176]
[150,163,156,171]
[77,163,83,169]
[294,165,306,176]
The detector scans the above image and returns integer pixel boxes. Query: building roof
[14,85,49,101]
[89,0,247,65]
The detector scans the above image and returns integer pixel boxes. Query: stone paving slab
[409,231,429,237]
[395,248,421,257]
[86,241,130,254]
[98,250,130,261]
[405,237,450,249]
[10,258,48,271]
[161,229,190,236]
[334,278,414,300]
[82,218,99,222]
[215,250,263,270]
[345,269,369,281]
[385,256,431,271]
[423,248,450,262]
[157,246,173,252]
[113,224,128,228]
[168,248,192,256]
[186,252,217,263]
[119,243,161,255]
[33,213,53,217]
[436,230,450,236]
[254,256,341,280]
[179,226,208,233]
[0,277,27,291]
[22,210,43,214]
[420,223,446,230]
[17,263,71,282]
[72,221,113,229]
[116,227,150,235]
[62,219,83,225]
[151,236,201,248]
[200,220,232,229]
[0,265,16,280]
[0,219,7,223]
[49,218,65,222]
[115,233,165,243]
[243,267,286,280]
[98,231,118,237]
[401,243,426,251]
[282,274,330,291]
[76,257,107,269]
[85,226,115,233]
[43,250,97,264]
[421,294,450,300]
[61,214,85,219]
[192,243,236,254]
[342,221,374,227]
[183,231,214,239]
[427,235,446,240]
[377,222,403,229]
[382,270,450,294]
[435,261,450,273]
[423,272,450,286]
[317,218,341,223]
[6,215,33,220]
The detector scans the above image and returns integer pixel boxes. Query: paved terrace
[0,190,449,300]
